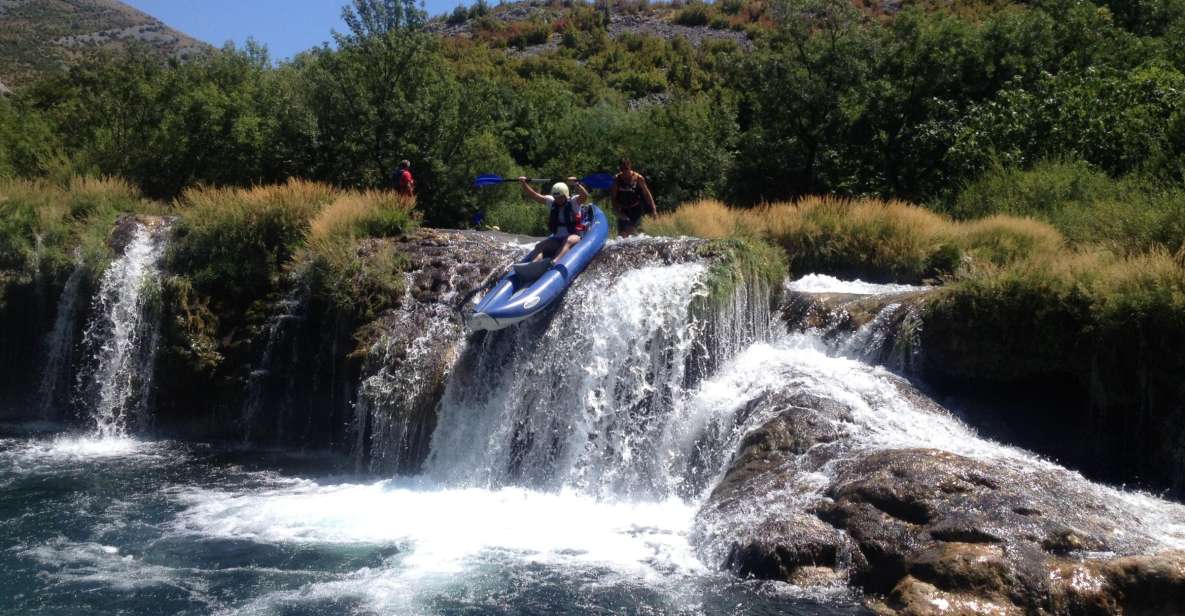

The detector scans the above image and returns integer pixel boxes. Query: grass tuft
[303,189,419,320]
[650,196,1061,283]
[0,176,154,286]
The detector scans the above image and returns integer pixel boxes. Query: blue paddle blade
[581,173,614,190]
[474,174,505,188]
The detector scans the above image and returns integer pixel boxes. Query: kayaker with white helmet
[517,176,591,263]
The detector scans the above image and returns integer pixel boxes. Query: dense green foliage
[953,161,1185,254]
[3,0,1183,234]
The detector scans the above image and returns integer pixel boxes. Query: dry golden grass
[309,190,416,244]
[649,196,1068,281]
[647,194,1185,297]
[175,178,338,221]
[646,199,744,238]
[67,176,140,201]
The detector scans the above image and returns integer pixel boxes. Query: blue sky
[124,0,460,61]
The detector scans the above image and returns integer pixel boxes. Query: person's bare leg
[554,234,580,260]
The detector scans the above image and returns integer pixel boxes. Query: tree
[336,0,427,44]
[730,0,877,202]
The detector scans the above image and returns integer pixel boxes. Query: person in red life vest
[518,176,590,262]
[394,159,415,197]
[611,158,656,237]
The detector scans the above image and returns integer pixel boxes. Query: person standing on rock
[611,158,656,238]
[517,176,590,263]
[394,160,415,197]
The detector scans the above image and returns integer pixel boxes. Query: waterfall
[425,258,775,499]
[37,254,86,419]
[781,274,929,373]
[241,280,309,442]
[351,262,472,474]
[75,222,167,438]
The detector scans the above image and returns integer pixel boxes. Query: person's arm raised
[519,177,550,205]
[567,176,590,201]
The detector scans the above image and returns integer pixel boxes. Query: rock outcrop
[350,230,522,473]
[697,377,1185,614]
[782,286,1185,500]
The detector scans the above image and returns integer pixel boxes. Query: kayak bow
[468,205,609,331]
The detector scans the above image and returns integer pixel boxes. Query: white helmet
[550,182,570,198]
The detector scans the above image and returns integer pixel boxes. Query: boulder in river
[698,379,1185,614]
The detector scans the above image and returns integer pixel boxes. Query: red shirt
[397,169,415,196]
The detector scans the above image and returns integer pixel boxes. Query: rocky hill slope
[0,0,208,87]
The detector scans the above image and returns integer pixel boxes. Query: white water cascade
[75,222,167,437]
[426,259,773,499]
[352,261,473,474]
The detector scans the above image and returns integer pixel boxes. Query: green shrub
[950,160,1118,221]
[606,69,668,98]
[447,5,470,25]
[673,2,712,26]
[164,180,418,372]
[302,187,419,318]
[698,237,788,304]
[708,14,732,29]
[303,239,409,321]
[484,199,548,236]
[952,160,1185,254]
[167,180,333,315]
[719,0,745,15]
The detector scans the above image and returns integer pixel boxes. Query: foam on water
[168,478,709,614]
[16,537,201,594]
[2,434,162,462]
[172,480,700,575]
[786,273,926,295]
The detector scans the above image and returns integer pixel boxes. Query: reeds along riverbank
[648,196,1067,282]
[0,177,157,289]
[651,196,1185,364]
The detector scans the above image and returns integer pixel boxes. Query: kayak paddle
[474,173,615,190]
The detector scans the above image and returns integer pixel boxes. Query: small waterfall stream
[37,254,85,419]
[351,262,473,475]
[240,280,310,442]
[74,222,167,437]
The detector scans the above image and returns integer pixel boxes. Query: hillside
[426,1,758,50]
[0,0,209,87]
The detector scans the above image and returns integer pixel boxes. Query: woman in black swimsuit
[611,158,657,238]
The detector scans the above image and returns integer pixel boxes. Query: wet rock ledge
[696,382,1185,614]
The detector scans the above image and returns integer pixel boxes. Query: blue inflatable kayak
[468,205,609,331]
